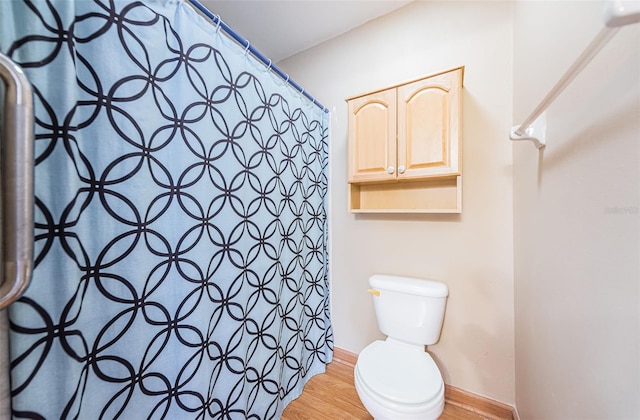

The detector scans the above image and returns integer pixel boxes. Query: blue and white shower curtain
[0,0,332,418]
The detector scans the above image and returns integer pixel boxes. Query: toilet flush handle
[367,289,380,297]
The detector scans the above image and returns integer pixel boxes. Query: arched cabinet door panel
[348,89,397,183]
[397,69,461,179]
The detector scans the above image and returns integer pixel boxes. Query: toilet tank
[369,274,448,346]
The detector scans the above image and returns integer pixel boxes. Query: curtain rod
[187,0,329,114]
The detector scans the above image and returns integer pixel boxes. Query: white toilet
[354,274,449,420]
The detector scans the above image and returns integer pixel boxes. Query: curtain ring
[214,15,221,33]
[285,74,290,85]
[266,59,272,72]
[244,41,250,56]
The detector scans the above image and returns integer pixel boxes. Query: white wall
[280,1,515,404]
[513,1,640,418]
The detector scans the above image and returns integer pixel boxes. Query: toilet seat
[355,366,443,419]
[356,340,443,407]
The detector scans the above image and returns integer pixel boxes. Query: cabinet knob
[398,165,406,174]
[387,166,395,174]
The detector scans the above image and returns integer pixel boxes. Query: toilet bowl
[355,339,444,420]
[355,274,449,420]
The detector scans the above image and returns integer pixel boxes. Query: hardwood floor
[282,361,496,420]
[282,362,370,419]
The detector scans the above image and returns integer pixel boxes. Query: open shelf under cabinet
[349,175,462,213]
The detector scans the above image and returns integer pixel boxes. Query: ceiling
[197,0,414,62]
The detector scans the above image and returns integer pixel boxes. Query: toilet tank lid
[369,274,448,297]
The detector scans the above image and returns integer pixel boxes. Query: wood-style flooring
[282,361,493,420]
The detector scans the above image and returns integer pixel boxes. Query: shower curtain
[0,0,331,418]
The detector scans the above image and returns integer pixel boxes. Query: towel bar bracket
[510,113,547,149]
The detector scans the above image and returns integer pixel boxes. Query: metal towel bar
[510,0,640,149]
[0,52,34,309]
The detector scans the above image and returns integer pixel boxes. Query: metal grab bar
[0,52,34,309]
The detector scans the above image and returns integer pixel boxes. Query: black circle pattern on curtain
[1,1,332,418]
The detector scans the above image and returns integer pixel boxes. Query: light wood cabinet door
[347,88,397,183]
[397,68,462,179]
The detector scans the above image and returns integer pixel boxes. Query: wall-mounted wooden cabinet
[347,66,463,213]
